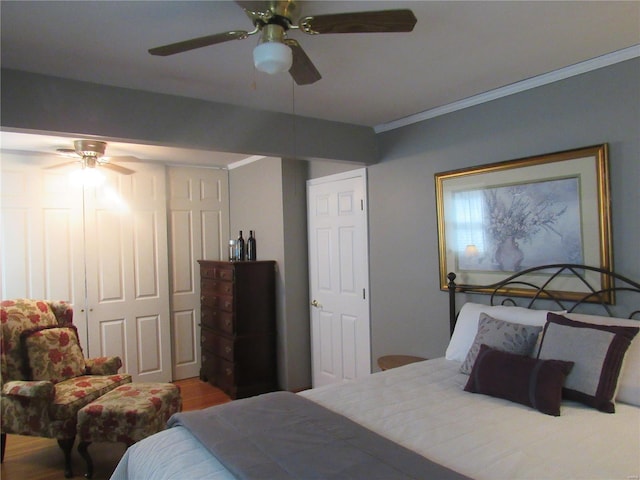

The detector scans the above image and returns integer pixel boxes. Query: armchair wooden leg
[1,433,6,463]
[78,440,94,479]
[57,437,75,478]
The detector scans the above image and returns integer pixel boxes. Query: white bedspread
[112,358,639,480]
[111,425,235,480]
[301,358,640,480]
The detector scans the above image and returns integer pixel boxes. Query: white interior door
[1,155,87,341]
[1,157,172,382]
[83,163,172,382]
[307,168,371,388]
[167,166,229,381]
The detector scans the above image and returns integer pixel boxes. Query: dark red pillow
[464,344,574,416]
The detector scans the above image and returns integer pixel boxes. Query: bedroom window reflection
[451,178,583,273]
[453,190,487,269]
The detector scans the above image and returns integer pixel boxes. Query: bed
[111,264,640,480]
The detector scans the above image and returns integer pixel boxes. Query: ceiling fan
[148,0,417,85]
[47,140,137,175]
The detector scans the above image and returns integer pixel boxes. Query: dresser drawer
[201,352,227,374]
[199,353,216,383]
[201,328,235,361]
[200,354,236,393]
[200,264,235,281]
[201,307,235,334]
[201,278,234,296]
[201,294,234,313]
[216,357,236,387]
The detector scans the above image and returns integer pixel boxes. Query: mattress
[301,358,640,480]
[110,424,235,480]
[111,358,640,479]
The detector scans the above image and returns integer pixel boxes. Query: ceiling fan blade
[2,149,57,159]
[44,160,79,170]
[285,39,321,86]
[56,148,80,158]
[101,163,135,175]
[299,9,417,35]
[106,155,142,163]
[149,31,250,56]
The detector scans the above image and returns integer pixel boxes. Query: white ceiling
[0,130,253,168]
[1,1,639,166]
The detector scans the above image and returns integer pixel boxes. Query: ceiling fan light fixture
[253,41,292,74]
[148,5,417,85]
[74,140,107,158]
[69,165,105,188]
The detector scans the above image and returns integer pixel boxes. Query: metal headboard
[447,264,640,336]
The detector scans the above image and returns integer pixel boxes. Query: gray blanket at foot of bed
[167,391,470,480]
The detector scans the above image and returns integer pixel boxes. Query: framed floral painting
[435,144,612,300]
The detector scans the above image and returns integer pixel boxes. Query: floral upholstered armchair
[1,299,132,478]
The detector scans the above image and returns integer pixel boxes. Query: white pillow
[564,313,640,407]
[445,302,563,363]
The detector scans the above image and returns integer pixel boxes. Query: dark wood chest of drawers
[198,260,277,399]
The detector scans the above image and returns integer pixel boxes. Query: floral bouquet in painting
[484,182,572,271]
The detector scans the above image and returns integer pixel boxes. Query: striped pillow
[538,313,639,413]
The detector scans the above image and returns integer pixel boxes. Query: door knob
[311,299,322,308]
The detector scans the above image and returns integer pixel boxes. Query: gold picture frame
[435,144,612,301]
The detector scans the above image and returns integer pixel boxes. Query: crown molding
[227,155,266,170]
[375,45,640,134]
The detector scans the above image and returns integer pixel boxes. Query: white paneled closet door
[83,163,172,382]
[0,155,86,342]
[1,156,172,382]
[167,166,229,381]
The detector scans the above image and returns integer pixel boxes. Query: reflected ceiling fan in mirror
[47,140,138,175]
[148,0,417,85]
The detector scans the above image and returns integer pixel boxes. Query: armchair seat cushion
[51,374,133,421]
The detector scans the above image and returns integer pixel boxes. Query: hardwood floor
[0,378,230,480]
[175,376,231,412]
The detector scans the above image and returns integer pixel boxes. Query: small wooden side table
[377,355,426,371]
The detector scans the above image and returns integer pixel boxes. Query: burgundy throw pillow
[465,344,574,416]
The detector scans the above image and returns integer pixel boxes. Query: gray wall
[280,159,312,390]
[2,58,637,385]
[229,158,311,391]
[366,58,639,363]
[0,69,377,164]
